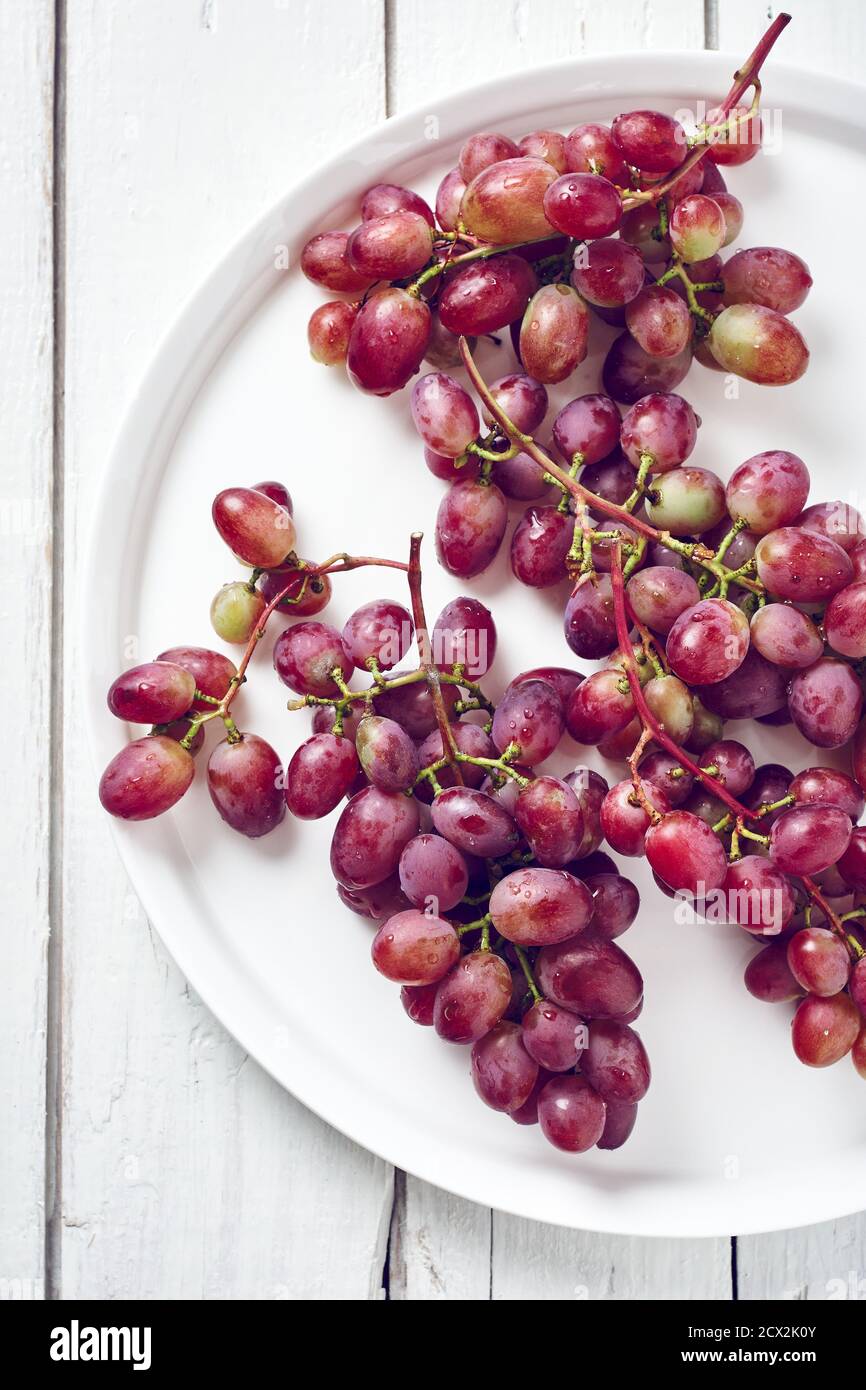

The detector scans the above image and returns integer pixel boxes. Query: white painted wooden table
[3,0,865,1301]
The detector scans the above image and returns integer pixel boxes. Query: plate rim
[83,48,866,1238]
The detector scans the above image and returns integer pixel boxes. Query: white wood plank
[737,1217,866,1301]
[492,1221,732,1299]
[388,0,706,111]
[715,0,866,1299]
[387,1173,491,1300]
[0,0,55,1303]
[60,0,393,1300]
[387,0,731,1301]
[715,0,866,79]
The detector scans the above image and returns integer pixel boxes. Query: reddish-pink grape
[639,751,694,806]
[620,392,698,473]
[563,574,618,660]
[471,1021,540,1112]
[626,566,700,634]
[518,129,568,172]
[330,785,420,889]
[434,950,513,1044]
[430,785,519,858]
[212,486,295,568]
[356,715,419,792]
[543,172,622,238]
[432,596,496,678]
[416,722,495,797]
[602,332,693,404]
[669,193,725,261]
[799,500,866,552]
[273,621,353,697]
[360,182,434,226]
[723,856,795,935]
[519,284,589,384]
[701,739,755,796]
[207,733,285,838]
[624,285,692,358]
[300,230,372,293]
[521,1000,587,1071]
[374,672,459,739]
[722,246,812,314]
[837,828,866,891]
[156,646,237,713]
[583,873,640,940]
[398,834,469,913]
[537,934,643,1020]
[694,646,789,721]
[601,779,670,856]
[510,505,572,588]
[581,1020,650,1103]
[337,872,410,922]
[438,254,537,335]
[346,210,433,280]
[410,372,480,457]
[491,677,565,765]
[514,778,586,867]
[645,810,728,894]
[788,658,864,748]
[308,300,358,366]
[342,599,412,672]
[725,450,809,534]
[482,372,548,434]
[564,123,629,183]
[285,732,360,819]
[371,909,460,986]
[552,393,621,467]
[749,603,823,669]
[706,104,762,165]
[435,477,508,578]
[435,167,467,231]
[744,943,803,1002]
[824,581,866,659]
[792,992,861,1067]
[565,668,635,744]
[571,238,645,308]
[400,981,438,1027]
[537,1075,606,1152]
[787,928,851,998]
[458,131,521,181]
[460,157,557,242]
[769,804,853,876]
[611,109,686,173]
[755,527,853,602]
[346,286,432,396]
[791,767,864,821]
[107,661,196,725]
[99,735,194,821]
[259,564,332,617]
[666,598,749,685]
[707,304,809,385]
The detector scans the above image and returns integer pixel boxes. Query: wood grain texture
[0,0,55,1302]
[59,0,393,1300]
[386,0,730,1301]
[715,0,866,79]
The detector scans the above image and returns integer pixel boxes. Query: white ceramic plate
[84,53,866,1237]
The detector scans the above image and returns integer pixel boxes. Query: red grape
[769,805,853,876]
[582,874,640,939]
[398,833,469,913]
[749,603,823,669]
[788,658,863,749]
[563,574,618,660]
[521,999,587,1071]
[273,621,353,697]
[552,393,621,467]
[360,182,434,226]
[460,157,557,242]
[482,372,548,434]
[471,1021,539,1112]
[433,950,513,1044]
[611,109,686,173]
[212,486,295,568]
[600,779,670,857]
[669,194,725,261]
[639,750,694,806]
[435,167,467,231]
[438,254,537,336]
[458,131,521,182]
[156,646,237,713]
[491,677,564,765]
[518,129,568,172]
[799,500,866,552]
[99,734,194,820]
[435,477,508,578]
[330,785,420,889]
[259,564,332,617]
[519,284,588,384]
[666,598,749,685]
[603,332,692,404]
[597,1099,638,1149]
[356,715,419,792]
[489,866,594,947]
[722,246,812,313]
[107,661,196,725]
[620,391,698,473]
[645,810,728,894]
[431,785,519,858]
[337,872,410,922]
[787,928,851,997]
[432,596,496,678]
[537,933,643,1020]
[374,673,459,740]
[694,645,789,720]
[725,450,809,534]
[285,732,360,819]
[510,505,571,589]
[537,1074,606,1152]
[824,581,866,659]
[564,123,629,183]
[571,238,644,308]
[416,722,495,797]
[744,943,803,1002]
[723,856,795,935]
[626,566,700,634]
[543,172,622,238]
[792,992,860,1067]
[624,285,692,358]
[410,372,480,457]
[581,1020,650,1103]
[707,304,809,385]
[401,981,439,1027]
[514,777,585,866]
[207,733,285,838]
[300,230,371,293]
[308,300,358,366]
[706,104,762,166]
[791,767,864,821]
[565,668,635,744]
[371,909,460,986]
[346,287,431,396]
[838,828,866,891]
[701,739,755,796]
[342,600,412,672]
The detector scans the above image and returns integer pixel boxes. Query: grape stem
[619,12,791,212]
[407,531,465,784]
[458,337,765,596]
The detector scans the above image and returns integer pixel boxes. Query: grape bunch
[100,485,651,1155]
[302,12,809,410]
